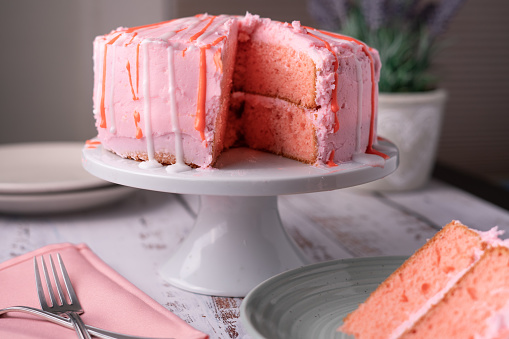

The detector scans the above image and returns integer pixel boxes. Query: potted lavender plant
[309,0,465,190]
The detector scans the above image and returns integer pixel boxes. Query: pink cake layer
[92,13,382,168]
[340,221,509,339]
[400,246,509,339]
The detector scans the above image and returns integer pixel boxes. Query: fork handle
[68,311,92,339]
[0,306,175,339]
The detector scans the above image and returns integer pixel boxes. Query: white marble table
[1,178,509,338]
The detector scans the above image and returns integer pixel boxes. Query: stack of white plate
[0,142,136,215]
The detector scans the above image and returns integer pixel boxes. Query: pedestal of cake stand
[161,194,308,297]
[82,141,398,297]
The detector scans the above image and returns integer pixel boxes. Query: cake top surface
[95,14,235,49]
[95,13,380,65]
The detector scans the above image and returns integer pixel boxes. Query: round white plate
[241,256,406,339]
[0,142,110,194]
[82,140,398,196]
[0,185,136,215]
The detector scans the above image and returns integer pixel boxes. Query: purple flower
[361,0,384,30]
[307,0,349,31]
[427,0,467,39]
[308,0,466,37]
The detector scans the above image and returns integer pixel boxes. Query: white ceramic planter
[361,89,447,191]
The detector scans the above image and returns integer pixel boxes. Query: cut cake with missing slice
[93,13,385,171]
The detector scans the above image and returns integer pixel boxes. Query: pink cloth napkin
[0,243,208,339]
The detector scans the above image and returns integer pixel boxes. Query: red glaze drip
[213,48,223,73]
[125,33,137,46]
[182,47,188,57]
[201,36,227,50]
[125,19,175,34]
[195,47,207,143]
[316,30,389,159]
[133,111,143,139]
[119,20,177,109]
[189,18,225,144]
[100,33,122,129]
[327,150,338,167]
[210,36,226,47]
[190,16,216,42]
[85,139,101,149]
[126,61,138,100]
[306,32,340,133]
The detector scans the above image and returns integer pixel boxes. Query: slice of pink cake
[339,221,509,339]
[92,13,386,171]
[399,246,509,339]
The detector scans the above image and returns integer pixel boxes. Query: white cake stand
[82,140,398,297]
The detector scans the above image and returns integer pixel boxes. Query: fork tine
[57,253,79,306]
[49,254,66,306]
[34,257,49,310]
[41,256,58,307]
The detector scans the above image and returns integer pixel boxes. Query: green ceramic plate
[241,256,407,339]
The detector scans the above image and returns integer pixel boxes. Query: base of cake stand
[160,195,308,296]
[82,141,398,296]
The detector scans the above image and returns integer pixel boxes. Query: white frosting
[179,16,204,41]
[138,159,162,169]
[108,45,117,134]
[166,44,191,173]
[196,16,230,44]
[159,17,195,41]
[139,40,162,169]
[137,16,223,172]
[166,163,193,173]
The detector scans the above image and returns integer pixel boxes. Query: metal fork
[34,254,92,339]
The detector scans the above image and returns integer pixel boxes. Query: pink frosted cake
[340,221,509,339]
[93,13,386,171]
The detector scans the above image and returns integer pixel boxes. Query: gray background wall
[0,0,507,183]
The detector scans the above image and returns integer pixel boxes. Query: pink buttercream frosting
[476,226,509,248]
[92,13,382,169]
[93,14,237,168]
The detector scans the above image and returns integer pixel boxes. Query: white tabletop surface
[1,178,509,338]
